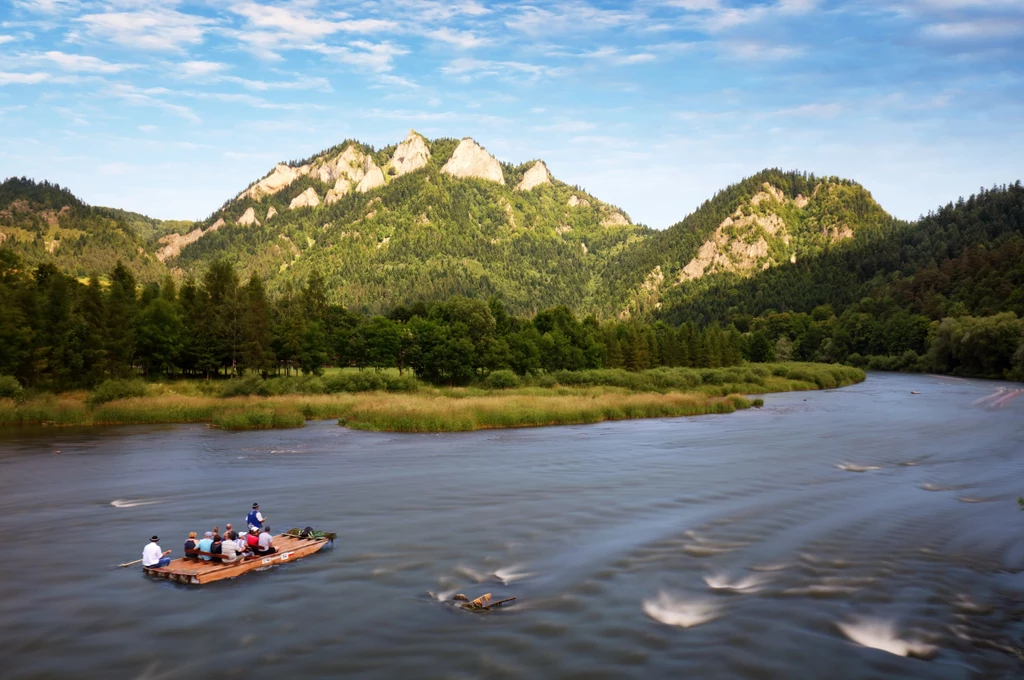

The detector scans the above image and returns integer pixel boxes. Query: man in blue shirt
[246,502,267,530]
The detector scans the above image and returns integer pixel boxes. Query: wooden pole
[119,559,143,568]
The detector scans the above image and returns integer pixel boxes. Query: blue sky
[1,0,1021,228]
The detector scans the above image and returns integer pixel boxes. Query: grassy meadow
[0,363,864,433]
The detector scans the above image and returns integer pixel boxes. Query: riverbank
[0,363,864,432]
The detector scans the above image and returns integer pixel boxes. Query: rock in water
[515,161,551,192]
[441,138,505,184]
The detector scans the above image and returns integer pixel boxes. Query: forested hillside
[0,177,177,281]
[168,131,647,315]
[657,182,1024,379]
[601,169,895,318]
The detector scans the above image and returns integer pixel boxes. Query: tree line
[0,251,757,390]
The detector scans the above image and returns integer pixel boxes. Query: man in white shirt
[220,531,244,563]
[257,527,276,555]
[142,536,172,568]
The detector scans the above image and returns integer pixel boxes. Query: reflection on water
[1,373,1023,679]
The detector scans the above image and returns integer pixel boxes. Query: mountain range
[1,130,1019,328]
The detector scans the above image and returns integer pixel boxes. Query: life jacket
[246,509,261,528]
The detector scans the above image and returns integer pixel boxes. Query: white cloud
[506,2,643,35]
[319,41,408,73]
[98,162,132,175]
[228,2,400,59]
[428,27,490,49]
[138,124,158,132]
[442,58,570,79]
[921,19,1024,39]
[0,71,51,84]
[109,83,200,122]
[44,50,135,73]
[0,36,16,45]
[13,0,81,13]
[725,42,804,60]
[77,9,213,51]
[178,60,229,77]
[583,46,656,65]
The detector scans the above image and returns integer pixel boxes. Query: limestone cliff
[441,138,504,184]
[289,187,320,210]
[387,130,430,177]
[515,161,550,192]
[237,206,260,226]
[356,158,385,193]
[242,164,310,201]
[156,218,224,262]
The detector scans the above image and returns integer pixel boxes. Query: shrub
[752,398,764,408]
[0,376,23,402]
[485,370,521,389]
[772,366,789,377]
[88,379,147,407]
[785,368,817,385]
[211,405,305,430]
[220,375,270,398]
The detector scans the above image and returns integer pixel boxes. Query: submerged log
[450,592,517,611]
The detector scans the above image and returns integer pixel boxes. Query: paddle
[119,559,143,568]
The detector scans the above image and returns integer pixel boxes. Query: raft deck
[143,534,330,585]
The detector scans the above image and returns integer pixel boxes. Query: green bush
[219,375,270,398]
[772,366,789,377]
[88,379,147,407]
[211,405,305,430]
[0,376,23,402]
[485,370,521,389]
[784,368,817,385]
[324,371,421,393]
[752,398,764,408]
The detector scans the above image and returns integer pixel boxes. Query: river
[1,372,1023,679]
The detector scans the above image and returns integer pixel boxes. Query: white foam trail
[749,562,791,572]
[704,573,765,592]
[837,618,936,658]
[454,565,486,582]
[110,499,161,508]
[492,566,533,584]
[972,389,1005,406]
[643,592,721,628]
[837,462,881,472]
[430,588,459,602]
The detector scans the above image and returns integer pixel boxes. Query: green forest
[0,252,756,391]
[658,182,1024,379]
[2,146,1023,386]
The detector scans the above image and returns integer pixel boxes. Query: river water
[2,373,1024,679]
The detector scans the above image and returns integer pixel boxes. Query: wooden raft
[142,534,329,585]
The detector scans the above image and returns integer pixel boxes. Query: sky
[0,0,1022,228]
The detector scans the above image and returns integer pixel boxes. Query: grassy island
[0,363,863,433]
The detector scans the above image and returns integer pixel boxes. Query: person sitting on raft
[256,526,276,555]
[246,526,261,552]
[219,531,245,563]
[184,532,198,557]
[142,536,172,568]
[210,534,223,561]
[196,531,214,561]
[246,503,267,531]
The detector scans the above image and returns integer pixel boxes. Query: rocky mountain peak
[388,129,430,178]
[515,161,551,192]
[441,138,504,185]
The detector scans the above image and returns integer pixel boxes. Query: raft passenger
[220,532,244,564]
[246,526,260,551]
[184,532,198,558]
[257,526,276,555]
[196,531,214,561]
[142,536,172,568]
